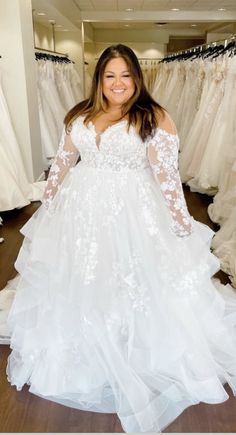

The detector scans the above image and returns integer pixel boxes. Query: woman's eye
[105,74,131,79]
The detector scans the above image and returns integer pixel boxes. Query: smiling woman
[5,44,236,434]
[64,44,165,142]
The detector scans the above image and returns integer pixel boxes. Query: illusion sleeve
[147,127,194,238]
[42,127,80,209]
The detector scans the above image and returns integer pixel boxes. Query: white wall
[94,42,165,60]
[94,28,169,44]
[84,42,96,76]
[84,22,94,43]
[34,22,53,51]
[206,32,233,44]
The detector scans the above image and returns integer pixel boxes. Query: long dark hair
[64,44,164,141]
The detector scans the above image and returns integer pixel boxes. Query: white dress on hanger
[38,90,57,163]
[5,116,236,433]
[211,206,236,288]
[190,56,235,193]
[200,55,236,206]
[37,60,83,162]
[38,61,66,139]
[207,57,236,286]
[178,61,200,147]
[69,63,83,103]
[151,63,164,102]
[152,63,171,106]
[0,80,45,211]
[179,59,225,185]
[84,65,92,98]
[163,61,185,126]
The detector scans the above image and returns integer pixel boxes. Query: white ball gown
[5,116,236,433]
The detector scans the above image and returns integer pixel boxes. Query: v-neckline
[87,119,128,151]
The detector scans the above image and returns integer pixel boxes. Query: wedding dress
[188,56,234,194]
[164,62,185,126]
[5,117,236,433]
[178,61,200,148]
[208,56,236,223]
[211,206,236,288]
[152,63,171,106]
[179,59,225,185]
[0,79,45,211]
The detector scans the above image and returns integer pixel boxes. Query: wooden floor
[0,188,235,433]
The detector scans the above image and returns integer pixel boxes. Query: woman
[6,44,236,433]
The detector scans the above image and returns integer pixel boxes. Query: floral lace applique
[109,252,150,315]
[147,128,194,237]
[42,127,80,209]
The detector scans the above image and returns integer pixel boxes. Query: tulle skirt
[6,162,236,432]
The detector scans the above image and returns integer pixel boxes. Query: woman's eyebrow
[104,70,130,73]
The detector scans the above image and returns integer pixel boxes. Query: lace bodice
[42,116,193,237]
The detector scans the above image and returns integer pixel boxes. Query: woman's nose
[113,76,123,85]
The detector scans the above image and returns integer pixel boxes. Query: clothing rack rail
[165,34,236,58]
[34,46,68,57]
[138,57,162,60]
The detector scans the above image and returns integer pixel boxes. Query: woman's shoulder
[154,108,177,136]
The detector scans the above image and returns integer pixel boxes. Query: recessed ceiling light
[125,8,133,11]
[218,8,226,10]
[171,8,180,11]
[191,24,197,27]
[37,12,46,16]
[124,24,130,27]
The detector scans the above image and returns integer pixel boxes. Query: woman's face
[102,57,135,109]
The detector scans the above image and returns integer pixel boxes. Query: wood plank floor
[0,188,235,433]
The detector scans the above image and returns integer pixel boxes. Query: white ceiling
[32,0,236,37]
[74,0,236,11]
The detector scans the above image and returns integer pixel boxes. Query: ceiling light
[37,12,46,16]
[218,8,226,11]
[171,8,180,11]
[55,25,63,27]
[191,24,197,27]
[124,24,130,27]
[125,8,133,11]
[49,19,55,23]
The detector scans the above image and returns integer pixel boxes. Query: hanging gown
[179,59,225,184]
[0,78,45,211]
[5,115,236,433]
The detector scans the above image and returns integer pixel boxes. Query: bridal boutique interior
[0,0,236,432]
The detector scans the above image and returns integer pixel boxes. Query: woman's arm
[42,127,80,209]
[147,112,194,237]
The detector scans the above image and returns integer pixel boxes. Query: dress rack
[138,57,162,60]
[165,34,236,58]
[34,46,68,57]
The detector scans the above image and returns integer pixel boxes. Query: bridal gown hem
[5,116,236,433]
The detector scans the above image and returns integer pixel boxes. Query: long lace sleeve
[147,122,194,238]
[42,127,80,209]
